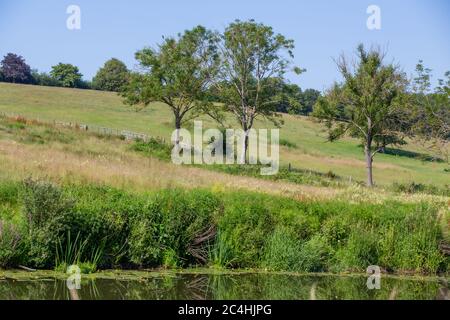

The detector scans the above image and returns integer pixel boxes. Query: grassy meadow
[0,82,449,275]
[1,82,448,188]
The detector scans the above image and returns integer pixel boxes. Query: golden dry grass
[0,139,337,201]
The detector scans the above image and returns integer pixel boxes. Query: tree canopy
[50,63,83,88]
[213,19,302,162]
[0,53,32,84]
[121,25,220,144]
[313,44,409,187]
[93,58,129,92]
[410,61,450,162]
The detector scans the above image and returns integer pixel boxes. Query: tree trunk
[240,130,249,164]
[365,145,374,187]
[174,117,181,146]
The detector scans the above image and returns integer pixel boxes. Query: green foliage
[297,235,332,272]
[31,70,59,87]
[121,25,219,130]
[218,193,275,267]
[392,182,450,197]
[313,44,410,186]
[0,178,446,274]
[0,220,23,267]
[279,138,297,148]
[410,61,449,162]
[131,138,172,161]
[93,58,129,92]
[335,226,379,271]
[262,226,302,271]
[214,19,300,148]
[321,214,351,246]
[129,189,221,267]
[50,63,83,88]
[22,178,75,267]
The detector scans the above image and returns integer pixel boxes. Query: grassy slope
[0,82,448,187]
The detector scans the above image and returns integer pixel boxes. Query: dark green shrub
[22,178,75,268]
[131,138,172,161]
[129,189,221,267]
[67,184,146,267]
[279,139,297,149]
[322,214,351,246]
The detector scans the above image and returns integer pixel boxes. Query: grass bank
[0,178,448,275]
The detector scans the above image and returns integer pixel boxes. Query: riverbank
[1,178,448,275]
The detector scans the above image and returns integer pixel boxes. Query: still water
[0,271,448,300]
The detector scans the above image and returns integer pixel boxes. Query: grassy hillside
[0,96,448,275]
[0,82,448,187]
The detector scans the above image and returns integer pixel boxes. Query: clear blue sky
[1,0,449,91]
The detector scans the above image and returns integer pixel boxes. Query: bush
[129,189,221,267]
[67,184,146,268]
[22,178,75,268]
[131,138,172,161]
[0,178,446,274]
[279,139,297,149]
[392,182,450,196]
[321,214,351,246]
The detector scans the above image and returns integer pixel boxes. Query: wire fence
[0,111,167,143]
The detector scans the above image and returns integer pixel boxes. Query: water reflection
[0,273,448,300]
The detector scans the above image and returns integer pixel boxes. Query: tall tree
[214,20,302,163]
[313,44,408,187]
[411,61,450,162]
[121,25,219,145]
[50,63,83,88]
[0,53,32,84]
[93,58,129,92]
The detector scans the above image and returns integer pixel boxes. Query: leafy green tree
[50,63,83,88]
[213,20,302,163]
[313,44,409,187]
[121,26,219,145]
[31,70,59,87]
[411,61,450,162]
[93,58,129,92]
[300,88,321,115]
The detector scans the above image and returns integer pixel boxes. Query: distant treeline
[0,52,321,116]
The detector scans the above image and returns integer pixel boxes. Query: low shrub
[129,189,221,267]
[22,178,75,268]
[279,139,297,149]
[0,178,446,274]
[131,138,172,161]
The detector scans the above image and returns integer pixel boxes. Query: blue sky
[0,0,449,91]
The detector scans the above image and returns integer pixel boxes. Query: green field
[0,83,448,275]
[0,82,448,187]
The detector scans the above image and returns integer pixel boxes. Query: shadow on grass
[382,147,444,163]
